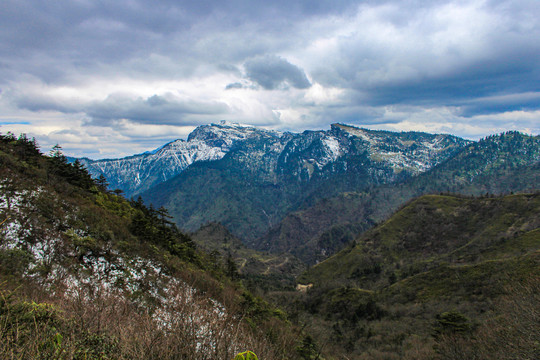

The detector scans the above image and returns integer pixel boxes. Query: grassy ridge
[300,193,540,286]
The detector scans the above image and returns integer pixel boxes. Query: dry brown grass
[0,274,297,360]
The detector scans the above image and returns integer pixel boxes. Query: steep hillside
[0,133,302,360]
[261,131,540,264]
[281,193,540,359]
[191,223,306,293]
[300,193,540,286]
[257,192,374,261]
[142,123,468,241]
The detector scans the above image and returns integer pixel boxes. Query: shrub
[234,351,259,360]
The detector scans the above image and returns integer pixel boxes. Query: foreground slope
[282,193,539,359]
[0,133,300,360]
[262,131,540,264]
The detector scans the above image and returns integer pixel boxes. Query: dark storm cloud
[4,0,537,106]
[0,0,359,84]
[346,59,540,109]
[309,0,540,116]
[2,0,538,97]
[14,91,230,126]
[14,92,82,114]
[457,92,540,118]
[244,55,311,90]
[225,82,244,90]
[85,94,230,126]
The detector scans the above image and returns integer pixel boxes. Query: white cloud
[302,83,344,106]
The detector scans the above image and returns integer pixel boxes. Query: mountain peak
[216,120,256,128]
[187,121,282,144]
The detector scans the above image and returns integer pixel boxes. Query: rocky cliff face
[275,124,468,185]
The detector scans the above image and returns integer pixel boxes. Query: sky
[0,0,539,159]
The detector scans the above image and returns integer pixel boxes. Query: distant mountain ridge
[78,124,539,265]
[139,123,470,241]
[79,122,469,198]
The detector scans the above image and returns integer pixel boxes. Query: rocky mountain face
[279,123,467,181]
[79,121,283,197]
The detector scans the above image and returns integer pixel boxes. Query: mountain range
[81,122,467,229]
[79,122,539,265]
[80,121,470,200]
[79,122,284,197]
[261,131,540,264]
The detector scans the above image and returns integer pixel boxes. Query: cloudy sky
[1,0,539,158]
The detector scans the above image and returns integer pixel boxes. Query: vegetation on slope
[190,222,306,294]
[268,193,540,359]
[257,192,374,264]
[0,133,310,359]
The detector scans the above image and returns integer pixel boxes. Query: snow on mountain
[80,121,284,196]
[331,123,467,174]
[80,122,470,197]
[187,120,282,147]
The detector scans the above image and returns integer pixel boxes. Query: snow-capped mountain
[126,123,473,241]
[80,121,283,196]
[81,121,469,198]
[276,123,468,182]
[76,123,540,258]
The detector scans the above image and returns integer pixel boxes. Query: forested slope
[261,131,540,264]
[273,193,540,359]
[0,133,305,360]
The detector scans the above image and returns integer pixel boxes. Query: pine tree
[96,174,109,190]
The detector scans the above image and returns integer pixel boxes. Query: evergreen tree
[226,252,239,280]
[96,174,109,190]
